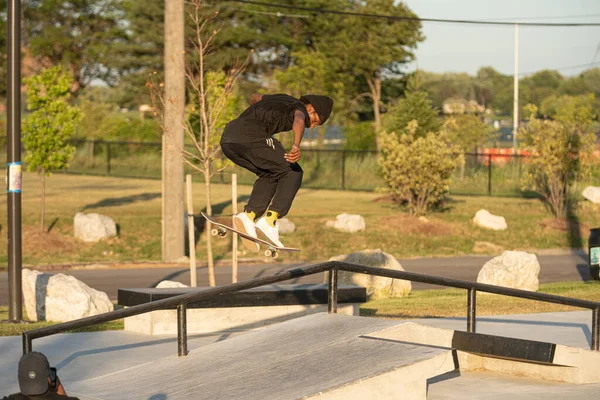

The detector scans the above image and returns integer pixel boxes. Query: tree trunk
[368,76,383,151]
[40,171,46,233]
[204,163,216,287]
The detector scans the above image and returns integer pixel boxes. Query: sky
[402,0,600,77]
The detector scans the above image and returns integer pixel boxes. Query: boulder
[22,269,113,322]
[156,280,188,288]
[326,213,366,233]
[74,212,117,242]
[329,249,411,300]
[278,217,296,234]
[473,209,507,231]
[582,186,600,204]
[477,251,540,292]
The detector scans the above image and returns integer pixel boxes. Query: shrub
[520,96,597,217]
[378,121,463,215]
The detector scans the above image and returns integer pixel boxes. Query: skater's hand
[284,144,301,163]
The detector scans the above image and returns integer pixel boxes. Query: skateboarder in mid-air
[220,93,334,251]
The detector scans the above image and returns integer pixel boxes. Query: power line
[481,13,600,22]
[230,0,600,27]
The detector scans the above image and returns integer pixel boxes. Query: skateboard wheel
[272,252,279,259]
[211,228,219,236]
[218,228,227,237]
[264,249,272,257]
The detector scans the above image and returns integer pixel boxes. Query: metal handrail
[22,261,600,356]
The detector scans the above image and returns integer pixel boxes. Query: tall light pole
[162,0,185,261]
[7,0,23,321]
[513,23,519,149]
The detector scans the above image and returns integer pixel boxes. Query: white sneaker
[255,218,285,248]
[233,212,260,252]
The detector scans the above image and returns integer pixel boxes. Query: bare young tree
[149,0,250,285]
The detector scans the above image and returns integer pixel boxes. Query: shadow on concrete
[34,273,51,321]
[566,201,589,281]
[81,192,161,211]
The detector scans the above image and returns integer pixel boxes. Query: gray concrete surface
[1,310,598,398]
[67,314,443,399]
[427,371,600,399]
[0,251,592,305]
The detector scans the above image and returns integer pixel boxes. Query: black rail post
[328,267,338,314]
[467,289,477,333]
[487,154,492,196]
[593,307,599,351]
[340,151,346,190]
[177,303,188,357]
[106,142,111,175]
[7,0,23,323]
[23,333,31,354]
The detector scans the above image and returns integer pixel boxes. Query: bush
[378,121,463,216]
[520,96,597,217]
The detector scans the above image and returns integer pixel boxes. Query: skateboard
[200,212,300,259]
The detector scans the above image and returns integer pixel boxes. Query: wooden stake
[232,173,238,283]
[186,174,197,287]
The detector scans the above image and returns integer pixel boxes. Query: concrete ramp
[68,313,455,400]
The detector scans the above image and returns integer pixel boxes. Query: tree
[378,121,463,216]
[476,67,513,115]
[274,49,348,147]
[23,67,83,232]
[149,0,249,283]
[383,84,441,139]
[444,114,493,153]
[24,0,128,95]
[520,70,564,115]
[520,95,597,217]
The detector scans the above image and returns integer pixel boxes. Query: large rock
[22,269,113,322]
[473,209,507,231]
[326,213,366,233]
[74,212,117,242]
[278,217,296,234]
[329,249,411,300]
[582,186,600,204]
[477,251,540,292]
[156,280,188,288]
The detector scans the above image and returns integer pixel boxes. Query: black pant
[221,138,303,218]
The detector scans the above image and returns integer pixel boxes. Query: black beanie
[300,95,334,124]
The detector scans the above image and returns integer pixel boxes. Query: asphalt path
[0,252,592,305]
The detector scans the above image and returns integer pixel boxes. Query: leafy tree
[420,71,476,109]
[23,67,83,232]
[476,67,513,115]
[520,70,564,114]
[24,0,128,95]
[383,84,441,138]
[308,0,422,148]
[378,121,463,215]
[444,114,494,153]
[520,95,597,217]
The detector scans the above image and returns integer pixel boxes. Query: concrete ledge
[124,303,358,335]
[368,322,600,384]
[120,283,366,335]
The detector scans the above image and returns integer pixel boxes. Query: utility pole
[6,0,23,322]
[162,0,185,261]
[513,23,519,149]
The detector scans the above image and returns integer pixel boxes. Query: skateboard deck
[200,212,300,258]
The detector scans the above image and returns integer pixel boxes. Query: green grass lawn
[2,281,598,336]
[0,305,123,336]
[0,172,599,267]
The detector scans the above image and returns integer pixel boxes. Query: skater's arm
[285,110,305,163]
[250,93,263,105]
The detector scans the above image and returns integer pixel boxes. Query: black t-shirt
[220,94,309,144]
[2,392,80,400]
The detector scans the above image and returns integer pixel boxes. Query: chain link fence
[2,138,599,197]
